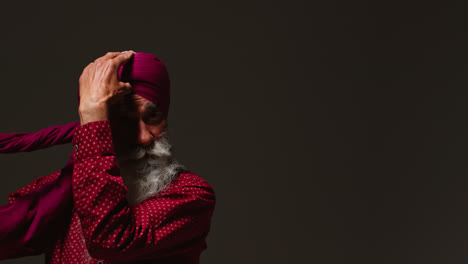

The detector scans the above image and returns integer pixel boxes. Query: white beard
[116,134,183,207]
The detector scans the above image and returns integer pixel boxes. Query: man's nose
[137,119,153,146]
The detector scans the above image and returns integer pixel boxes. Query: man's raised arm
[71,120,215,261]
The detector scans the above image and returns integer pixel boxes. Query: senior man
[0,51,215,264]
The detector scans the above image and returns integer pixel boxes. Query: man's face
[108,94,167,158]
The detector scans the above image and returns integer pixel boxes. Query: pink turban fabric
[119,52,171,118]
[0,52,170,259]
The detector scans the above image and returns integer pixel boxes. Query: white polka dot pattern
[8,170,62,204]
[45,120,216,263]
[7,120,216,263]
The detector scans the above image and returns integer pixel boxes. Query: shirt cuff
[72,120,115,162]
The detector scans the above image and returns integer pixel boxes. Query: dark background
[1,0,468,263]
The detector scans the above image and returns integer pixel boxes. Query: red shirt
[8,121,216,264]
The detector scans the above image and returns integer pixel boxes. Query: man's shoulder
[139,170,216,208]
[161,170,215,196]
[175,171,213,188]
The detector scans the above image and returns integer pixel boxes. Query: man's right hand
[78,51,134,125]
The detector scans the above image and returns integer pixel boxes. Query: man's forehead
[110,94,154,113]
[131,94,152,107]
[118,94,152,108]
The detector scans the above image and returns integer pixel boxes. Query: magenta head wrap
[118,52,171,118]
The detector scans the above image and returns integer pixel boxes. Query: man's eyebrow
[145,102,159,112]
[143,102,164,123]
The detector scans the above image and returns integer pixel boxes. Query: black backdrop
[1,1,468,263]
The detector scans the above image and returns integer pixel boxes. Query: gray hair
[117,133,184,206]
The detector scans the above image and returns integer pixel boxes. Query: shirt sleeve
[0,166,73,260]
[7,170,61,204]
[71,121,216,262]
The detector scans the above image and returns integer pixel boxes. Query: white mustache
[117,134,171,164]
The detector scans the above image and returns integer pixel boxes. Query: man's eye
[144,112,163,123]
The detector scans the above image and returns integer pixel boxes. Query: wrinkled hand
[78,51,135,125]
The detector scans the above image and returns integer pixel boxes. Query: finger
[95,51,122,63]
[103,51,135,83]
[109,82,132,102]
[119,82,133,94]
[96,51,133,85]
[112,51,135,68]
